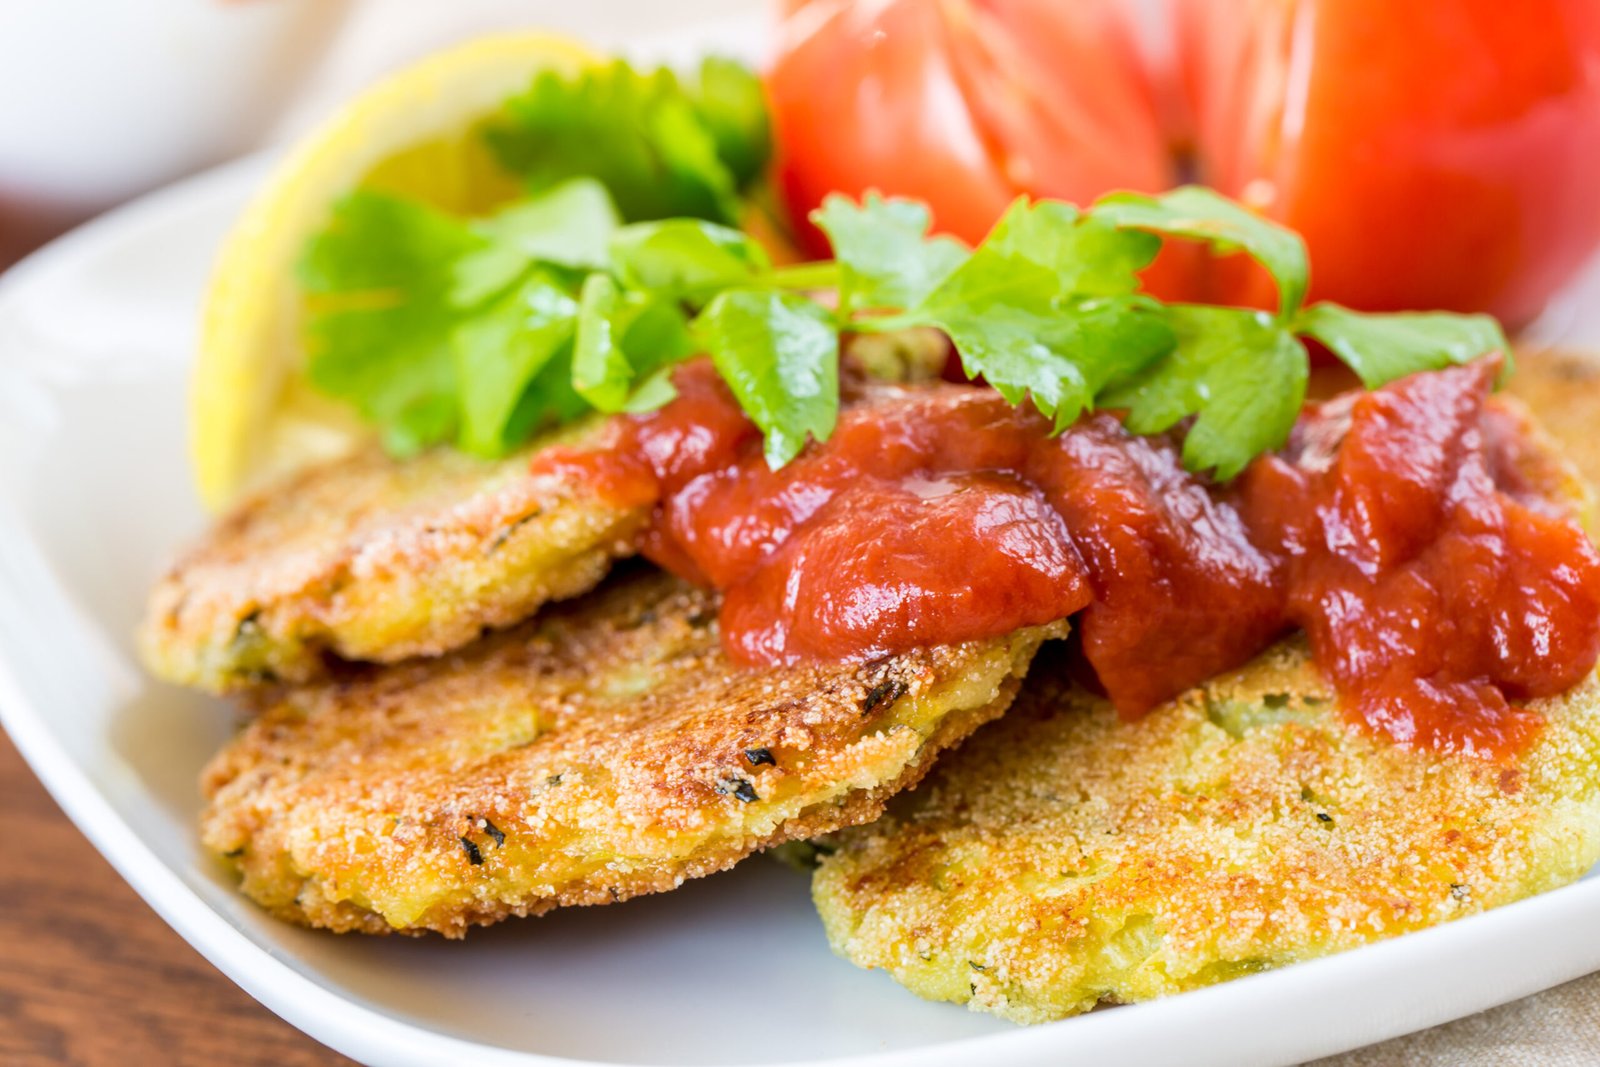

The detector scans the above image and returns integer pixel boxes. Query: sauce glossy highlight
[534,357,1600,759]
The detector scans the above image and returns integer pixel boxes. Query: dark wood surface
[0,225,349,1067]
[0,726,353,1067]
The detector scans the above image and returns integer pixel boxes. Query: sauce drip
[534,357,1600,759]
[1238,360,1600,756]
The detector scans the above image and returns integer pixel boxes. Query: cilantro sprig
[299,58,1510,478]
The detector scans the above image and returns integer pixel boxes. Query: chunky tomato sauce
[1240,360,1600,756]
[534,357,1600,759]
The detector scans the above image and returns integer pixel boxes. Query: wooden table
[0,726,353,1066]
[0,207,355,1067]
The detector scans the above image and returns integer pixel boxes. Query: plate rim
[6,155,1600,1067]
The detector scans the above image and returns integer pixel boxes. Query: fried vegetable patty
[140,427,647,693]
[1509,348,1600,495]
[813,641,1600,1024]
[201,569,1065,936]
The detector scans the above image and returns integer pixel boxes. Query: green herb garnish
[299,59,1510,480]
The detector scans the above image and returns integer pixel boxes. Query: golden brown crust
[813,640,1600,1024]
[139,424,647,693]
[1488,392,1598,530]
[201,568,1066,936]
[813,383,1600,1024]
[1508,348,1600,515]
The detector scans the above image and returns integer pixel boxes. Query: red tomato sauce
[533,358,1600,759]
[1237,359,1600,757]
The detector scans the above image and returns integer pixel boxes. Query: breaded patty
[139,424,648,693]
[141,334,957,696]
[201,568,1066,936]
[1509,348,1600,491]
[813,640,1600,1024]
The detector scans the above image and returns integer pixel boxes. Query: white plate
[10,68,1600,1067]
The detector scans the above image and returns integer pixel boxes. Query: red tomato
[765,0,1175,256]
[1175,0,1600,324]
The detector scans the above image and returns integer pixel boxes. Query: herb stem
[847,311,919,333]
[759,262,842,292]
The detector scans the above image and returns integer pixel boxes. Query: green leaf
[811,193,968,312]
[617,295,696,388]
[453,273,579,455]
[474,178,620,267]
[300,191,485,294]
[307,296,463,456]
[913,198,1160,324]
[449,179,620,306]
[1103,305,1308,479]
[1094,186,1309,316]
[571,273,631,413]
[693,289,840,467]
[905,204,1174,428]
[484,59,746,224]
[915,247,1060,326]
[927,296,1174,430]
[985,199,1159,297]
[574,274,697,413]
[300,192,488,453]
[1295,302,1511,388]
[609,218,770,295]
[623,365,681,413]
[501,345,590,445]
[685,56,771,189]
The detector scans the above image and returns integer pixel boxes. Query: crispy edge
[139,431,647,693]
[813,641,1600,1023]
[1508,348,1600,495]
[200,572,1068,936]
[219,678,1028,937]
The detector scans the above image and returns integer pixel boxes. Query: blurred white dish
[0,0,348,218]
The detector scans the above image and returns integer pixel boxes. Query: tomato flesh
[1177,0,1600,323]
[770,0,1600,320]
[766,0,1173,255]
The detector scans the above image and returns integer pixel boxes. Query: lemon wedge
[192,33,599,510]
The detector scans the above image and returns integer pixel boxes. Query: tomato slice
[1176,0,1600,324]
[766,0,1175,256]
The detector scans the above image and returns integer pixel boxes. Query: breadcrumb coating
[140,424,646,693]
[813,641,1600,1023]
[202,569,1065,936]
[1508,348,1600,502]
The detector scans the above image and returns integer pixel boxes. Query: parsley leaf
[609,218,769,296]
[1094,186,1310,316]
[1103,305,1308,479]
[904,199,1172,428]
[694,289,840,467]
[936,297,1174,431]
[573,275,696,413]
[300,138,1503,484]
[985,199,1159,296]
[1296,303,1511,388]
[684,56,771,190]
[300,192,488,454]
[572,273,630,413]
[454,273,579,455]
[450,179,618,306]
[471,178,618,267]
[812,194,968,313]
[485,60,754,225]
[614,298,696,411]
[914,242,1059,329]
[502,347,591,445]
